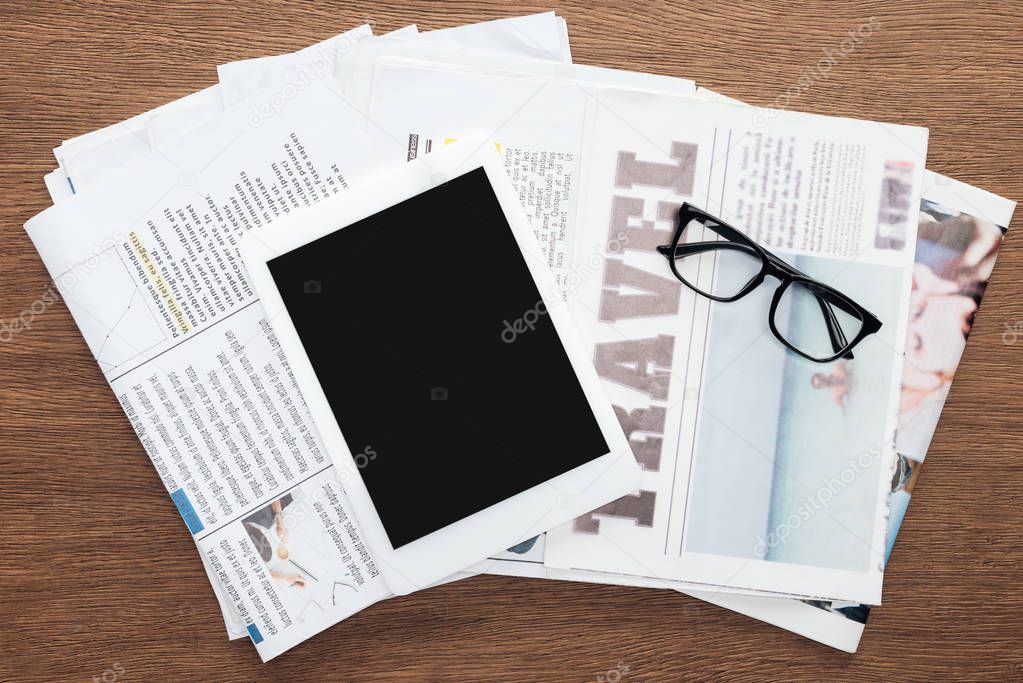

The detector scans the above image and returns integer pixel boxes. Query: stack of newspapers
[28,13,1016,660]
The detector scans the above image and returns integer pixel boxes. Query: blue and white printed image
[682,253,902,572]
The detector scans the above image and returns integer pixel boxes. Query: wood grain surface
[1,1,1020,680]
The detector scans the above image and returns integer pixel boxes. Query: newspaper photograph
[542,91,929,604]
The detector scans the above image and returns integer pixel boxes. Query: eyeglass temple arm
[817,296,854,359]
[767,253,854,360]
[660,242,855,359]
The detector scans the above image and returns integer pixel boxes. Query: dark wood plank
[0,1,1020,680]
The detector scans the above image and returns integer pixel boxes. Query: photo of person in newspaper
[244,494,306,587]
[810,361,850,411]
[898,199,1006,459]
[243,488,359,622]
[799,195,1007,625]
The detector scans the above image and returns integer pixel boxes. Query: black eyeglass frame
[656,203,882,363]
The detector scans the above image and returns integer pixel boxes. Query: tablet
[240,147,640,594]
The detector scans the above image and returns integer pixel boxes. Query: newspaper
[662,87,1017,649]
[36,20,583,647]
[25,80,402,661]
[540,90,928,604]
[472,87,1013,647]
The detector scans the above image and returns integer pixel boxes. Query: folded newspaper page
[39,18,584,646]
[216,12,570,109]
[54,85,226,196]
[55,13,568,196]
[25,80,401,661]
[541,91,928,604]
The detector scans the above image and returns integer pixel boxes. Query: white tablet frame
[240,144,641,595]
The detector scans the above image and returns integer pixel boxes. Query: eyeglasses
[656,204,881,363]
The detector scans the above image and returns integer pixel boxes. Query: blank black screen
[268,168,609,548]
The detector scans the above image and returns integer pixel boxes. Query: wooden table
[1,2,1020,680]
